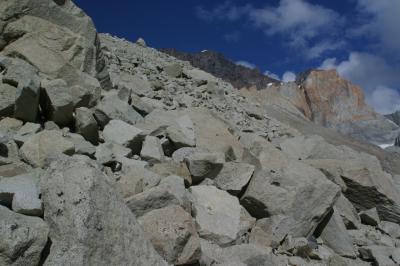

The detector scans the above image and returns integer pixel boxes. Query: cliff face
[298,69,377,127]
[386,111,400,126]
[161,48,279,90]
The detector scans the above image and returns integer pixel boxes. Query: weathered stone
[95,142,131,166]
[359,208,381,226]
[0,56,41,122]
[0,0,98,76]
[214,162,255,195]
[40,156,167,265]
[359,246,400,266]
[138,205,201,265]
[74,107,99,145]
[44,121,60,131]
[40,79,74,126]
[65,133,96,157]
[147,161,192,187]
[241,147,340,238]
[0,118,23,133]
[140,136,165,162]
[319,208,356,258]
[0,83,15,117]
[190,185,241,245]
[164,63,183,78]
[0,172,42,216]
[379,221,400,239]
[0,205,49,266]
[13,122,41,146]
[103,120,145,154]
[19,130,75,168]
[126,175,190,217]
[0,161,32,178]
[249,215,294,249]
[115,163,162,199]
[335,194,361,229]
[184,151,224,184]
[166,115,196,149]
[94,95,144,128]
[199,239,273,266]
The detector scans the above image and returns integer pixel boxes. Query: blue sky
[74,0,400,114]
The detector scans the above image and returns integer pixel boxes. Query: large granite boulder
[40,155,167,266]
[0,205,49,266]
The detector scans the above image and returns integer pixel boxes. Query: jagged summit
[161,48,279,90]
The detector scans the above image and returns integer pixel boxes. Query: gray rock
[136,37,147,47]
[249,215,295,249]
[140,136,165,162]
[320,208,357,258]
[95,142,131,166]
[0,205,49,266]
[184,151,224,184]
[40,155,167,266]
[214,162,255,195]
[0,117,23,133]
[19,130,75,168]
[115,163,162,199]
[172,147,207,162]
[0,83,15,117]
[190,185,241,245]
[138,205,201,265]
[335,194,361,229]
[166,115,196,148]
[65,133,96,157]
[103,119,145,154]
[199,239,273,266]
[40,79,74,126]
[0,172,42,216]
[0,56,41,122]
[359,246,399,266]
[164,63,183,78]
[359,208,381,226]
[13,122,41,146]
[44,121,60,131]
[241,142,340,238]
[94,95,143,128]
[146,161,192,187]
[74,107,99,145]
[126,175,190,217]
[379,221,400,239]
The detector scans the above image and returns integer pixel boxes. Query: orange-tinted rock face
[300,70,377,127]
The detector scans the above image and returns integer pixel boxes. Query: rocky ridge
[0,1,400,266]
[163,49,400,146]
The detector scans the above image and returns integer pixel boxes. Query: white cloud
[367,86,400,114]
[355,0,400,58]
[196,0,344,59]
[236,60,256,69]
[319,52,400,114]
[282,71,296,82]
[264,70,280,80]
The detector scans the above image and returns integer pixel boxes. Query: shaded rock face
[161,48,279,90]
[386,110,400,126]
[41,156,167,266]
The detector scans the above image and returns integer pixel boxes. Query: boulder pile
[1,1,400,265]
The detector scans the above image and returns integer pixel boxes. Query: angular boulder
[126,175,190,217]
[0,172,42,216]
[40,79,74,126]
[140,136,165,162]
[103,120,145,154]
[241,141,340,238]
[138,205,201,265]
[19,130,75,168]
[74,107,99,145]
[0,205,49,266]
[214,162,255,195]
[40,155,167,266]
[190,185,241,245]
